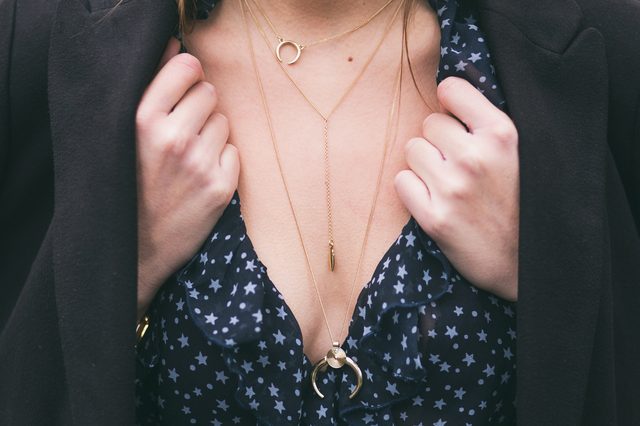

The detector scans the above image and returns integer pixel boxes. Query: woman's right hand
[135,38,240,320]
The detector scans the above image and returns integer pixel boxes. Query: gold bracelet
[136,314,150,345]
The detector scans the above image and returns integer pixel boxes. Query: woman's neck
[242,0,398,41]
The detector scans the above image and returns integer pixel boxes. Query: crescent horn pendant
[275,39,303,65]
[311,345,363,399]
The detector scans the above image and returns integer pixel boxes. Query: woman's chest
[208,70,439,359]
[233,113,415,361]
[180,5,440,361]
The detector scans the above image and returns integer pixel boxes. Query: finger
[197,113,230,159]
[140,53,205,115]
[155,37,181,73]
[169,81,218,135]
[394,169,434,229]
[219,143,240,181]
[437,76,508,132]
[422,112,469,158]
[405,137,447,185]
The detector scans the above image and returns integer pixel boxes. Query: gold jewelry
[311,343,363,399]
[244,0,405,272]
[240,0,406,398]
[136,314,150,345]
[250,0,396,65]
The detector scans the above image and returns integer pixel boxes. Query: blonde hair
[177,0,197,33]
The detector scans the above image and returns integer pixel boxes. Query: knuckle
[445,178,470,200]
[184,151,208,177]
[427,208,450,237]
[490,120,518,143]
[135,106,155,131]
[457,149,483,175]
[205,179,234,205]
[162,127,192,155]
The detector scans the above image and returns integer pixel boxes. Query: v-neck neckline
[234,190,416,364]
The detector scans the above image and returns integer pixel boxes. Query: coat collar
[478,0,583,53]
[477,1,609,424]
[48,0,176,423]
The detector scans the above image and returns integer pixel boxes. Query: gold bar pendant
[329,243,336,272]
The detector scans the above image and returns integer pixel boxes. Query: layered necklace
[240,0,407,398]
[250,0,396,65]
[247,0,402,272]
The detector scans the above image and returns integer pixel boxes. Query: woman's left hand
[395,77,519,301]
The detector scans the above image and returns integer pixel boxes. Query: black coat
[0,0,638,424]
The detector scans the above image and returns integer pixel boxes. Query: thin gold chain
[251,0,396,49]
[246,0,403,120]
[240,0,406,347]
[245,0,404,272]
[336,31,405,348]
[322,118,334,271]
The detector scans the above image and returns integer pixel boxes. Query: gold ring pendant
[275,39,303,65]
[311,343,363,399]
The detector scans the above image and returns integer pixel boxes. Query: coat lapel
[48,0,176,423]
[477,1,609,424]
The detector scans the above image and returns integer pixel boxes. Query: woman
[0,0,638,425]
[135,0,519,424]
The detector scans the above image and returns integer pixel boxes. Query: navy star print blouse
[135,0,517,424]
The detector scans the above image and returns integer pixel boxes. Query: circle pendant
[275,40,302,65]
[326,346,347,369]
[311,345,363,400]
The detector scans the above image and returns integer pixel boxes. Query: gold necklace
[240,0,406,399]
[250,0,396,65]
[245,0,405,272]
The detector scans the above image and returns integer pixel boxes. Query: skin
[136,0,519,362]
